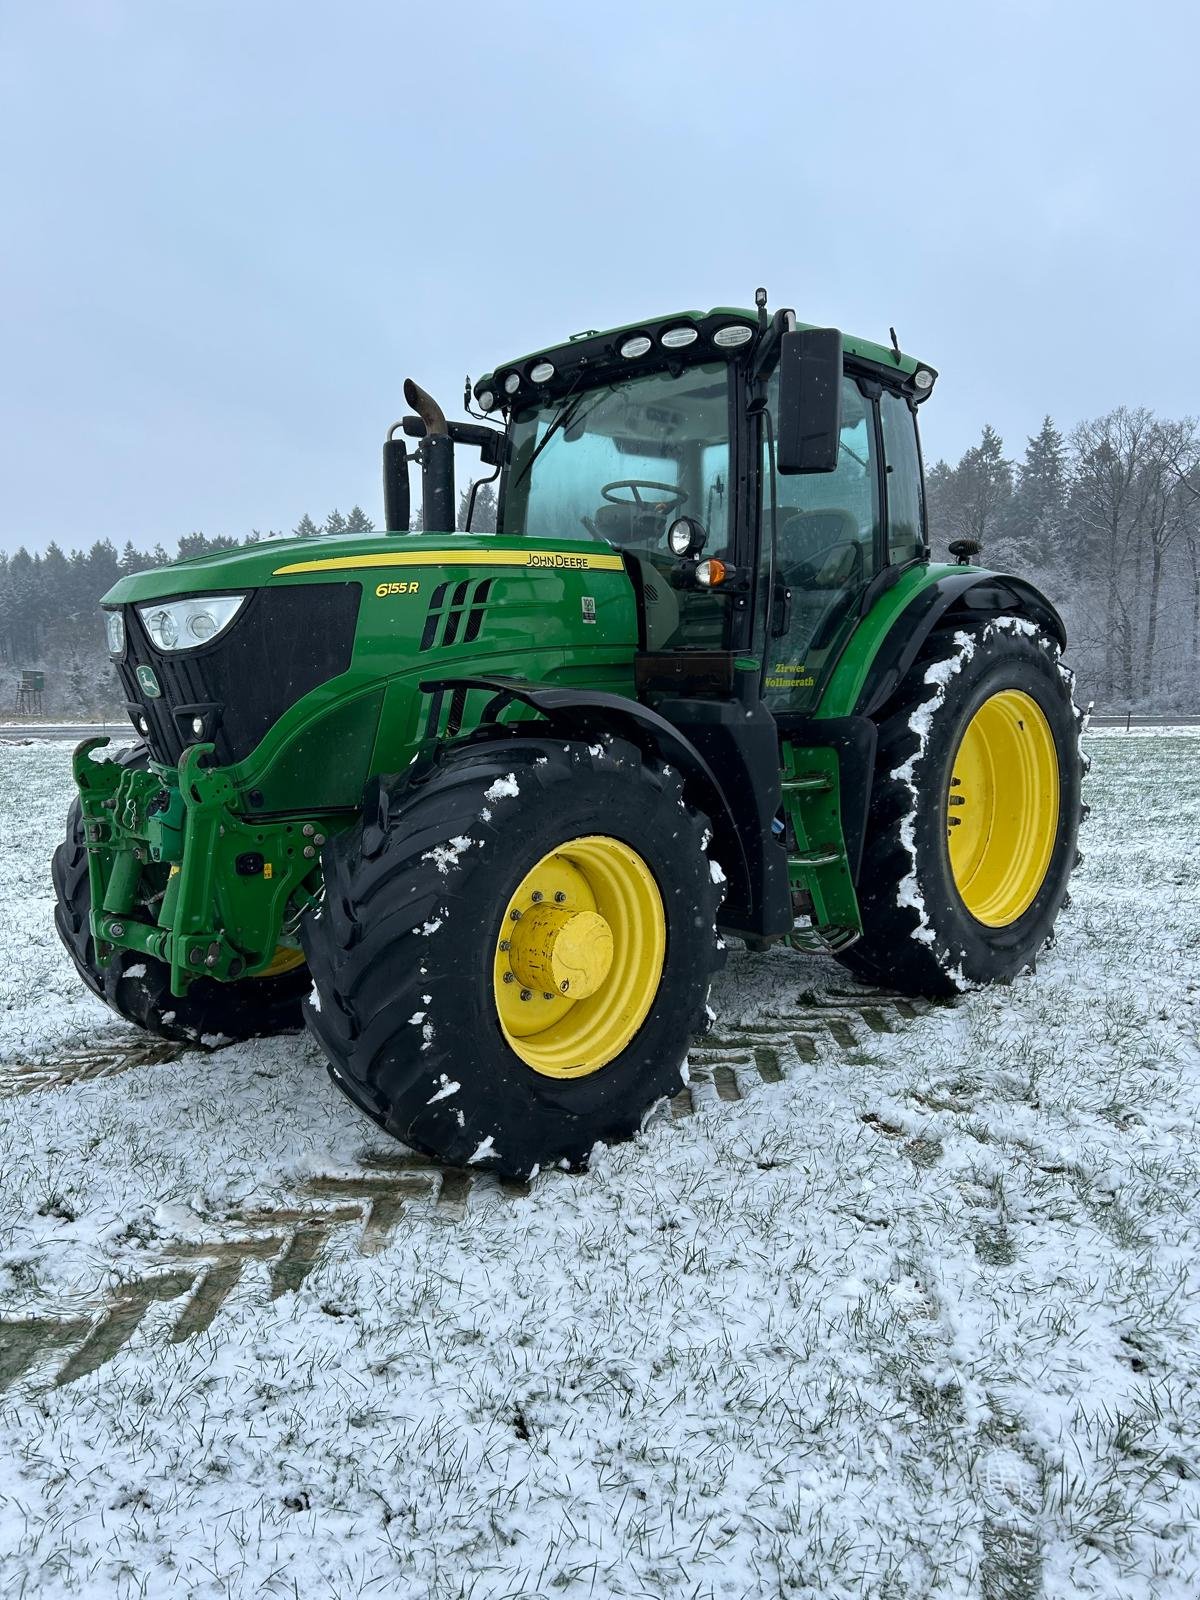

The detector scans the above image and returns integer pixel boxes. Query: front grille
[116,583,361,766]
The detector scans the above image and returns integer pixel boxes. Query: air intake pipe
[404,378,455,534]
[382,423,411,533]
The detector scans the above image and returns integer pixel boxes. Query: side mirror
[775,327,843,475]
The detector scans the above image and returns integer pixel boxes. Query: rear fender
[853,570,1066,720]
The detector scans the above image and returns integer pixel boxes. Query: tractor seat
[593,502,672,549]
[780,509,863,588]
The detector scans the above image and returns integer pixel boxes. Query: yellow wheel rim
[493,834,666,1078]
[255,945,306,978]
[948,689,1060,927]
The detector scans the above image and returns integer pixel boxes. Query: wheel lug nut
[519,989,532,1002]
[531,890,543,903]
[510,909,522,922]
[542,992,553,1001]
[560,980,570,993]
[554,892,566,904]
[503,971,515,983]
[498,939,510,952]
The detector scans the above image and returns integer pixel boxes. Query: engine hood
[103,534,626,607]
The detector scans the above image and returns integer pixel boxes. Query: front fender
[416,673,793,940]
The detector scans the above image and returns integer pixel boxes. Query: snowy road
[1,731,1198,1598]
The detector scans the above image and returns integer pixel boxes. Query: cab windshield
[499,364,733,650]
[500,364,732,550]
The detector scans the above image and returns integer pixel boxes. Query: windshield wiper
[511,383,611,490]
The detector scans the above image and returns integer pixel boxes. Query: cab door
[761,371,883,714]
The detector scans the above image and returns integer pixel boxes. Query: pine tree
[456,481,499,532]
[176,532,236,560]
[323,509,347,536]
[118,540,144,575]
[1019,416,1068,525]
[293,514,321,539]
[994,417,1068,570]
[343,505,374,533]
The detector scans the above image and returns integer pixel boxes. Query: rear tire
[836,616,1085,998]
[52,745,310,1044]
[302,738,724,1178]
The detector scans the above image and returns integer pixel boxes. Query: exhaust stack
[404,378,455,533]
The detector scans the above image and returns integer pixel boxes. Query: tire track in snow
[0,985,935,1390]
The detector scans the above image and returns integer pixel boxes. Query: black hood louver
[418,577,493,652]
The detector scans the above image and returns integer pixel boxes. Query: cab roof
[474,305,935,413]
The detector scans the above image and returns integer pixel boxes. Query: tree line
[0,487,499,716]
[3,417,1196,718]
[926,409,1199,711]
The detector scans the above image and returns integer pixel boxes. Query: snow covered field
[1,730,1198,1599]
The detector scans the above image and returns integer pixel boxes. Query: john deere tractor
[54,296,1084,1177]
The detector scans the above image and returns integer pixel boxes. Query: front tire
[836,616,1085,997]
[302,738,724,1178]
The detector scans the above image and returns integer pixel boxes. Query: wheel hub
[508,905,614,998]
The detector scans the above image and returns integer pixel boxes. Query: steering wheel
[600,480,688,511]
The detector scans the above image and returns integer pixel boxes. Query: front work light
[667,516,706,559]
[619,335,652,358]
[713,324,754,349]
[138,594,246,653]
[660,326,698,350]
[105,610,125,655]
[529,361,555,384]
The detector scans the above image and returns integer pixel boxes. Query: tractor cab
[465,301,937,715]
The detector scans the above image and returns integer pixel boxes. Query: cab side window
[880,390,925,565]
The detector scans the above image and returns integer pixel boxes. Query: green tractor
[53,295,1084,1177]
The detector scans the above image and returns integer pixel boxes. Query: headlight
[104,610,125,655]
[137,594,246,652]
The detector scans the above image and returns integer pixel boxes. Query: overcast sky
[2,0,1197,556]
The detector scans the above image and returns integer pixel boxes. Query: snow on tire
[836,615,1086,998]
[301,736,725,1179]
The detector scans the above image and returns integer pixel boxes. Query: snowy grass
[0,732,1198,1598]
